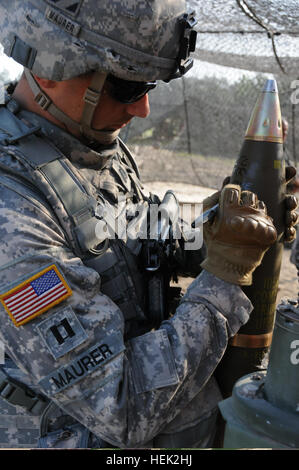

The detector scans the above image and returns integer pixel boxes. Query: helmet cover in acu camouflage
[0,0,197,82]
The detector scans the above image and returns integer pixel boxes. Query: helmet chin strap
[24,69,120,145]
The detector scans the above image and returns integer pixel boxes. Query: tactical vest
[0,99,154,338]
[0,100,214,450]
[0,99,162,447]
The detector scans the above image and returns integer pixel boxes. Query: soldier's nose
[126,94,150,118]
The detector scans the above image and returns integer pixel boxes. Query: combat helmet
[0,0,197,143]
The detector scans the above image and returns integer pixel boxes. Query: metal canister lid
[276,300,299,334]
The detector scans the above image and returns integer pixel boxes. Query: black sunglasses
[105,75,157,104]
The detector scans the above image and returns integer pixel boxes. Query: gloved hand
[208,166,299,243]
[201,184,277,286]
[285,166,299,243]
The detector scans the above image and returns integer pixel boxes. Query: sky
[0,45,23,81]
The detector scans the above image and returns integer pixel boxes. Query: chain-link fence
[121,60,299,188]
[118,0,299,187]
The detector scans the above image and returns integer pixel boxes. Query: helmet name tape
[45,0,83,17]
[45,6,81,37]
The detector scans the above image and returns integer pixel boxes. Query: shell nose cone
[263,79,278,93]
[245,78,282,143]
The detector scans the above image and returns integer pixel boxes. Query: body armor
[0,97,182,447]
[0,98,242,447]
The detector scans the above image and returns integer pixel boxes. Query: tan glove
[201,184,277,286]
[285,166,299,243]
[218,168,299,243]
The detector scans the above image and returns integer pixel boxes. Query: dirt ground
[131,144,235,189]
[277,246,298,303]
[133,144,299,306]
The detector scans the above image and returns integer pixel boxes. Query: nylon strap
[24,68,120,144]
[81,72,107,127]
[40,159,94,221]
[0,106,107,254]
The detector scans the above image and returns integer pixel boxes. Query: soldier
[0,0,297,449]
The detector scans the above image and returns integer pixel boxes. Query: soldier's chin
[94,129,121,145]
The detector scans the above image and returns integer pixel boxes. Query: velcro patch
[36,306,88,359]
[127,329,179,394]
[39,332,125,396]
[0,264,72,327]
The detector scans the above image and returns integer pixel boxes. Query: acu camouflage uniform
[0,97,253,448]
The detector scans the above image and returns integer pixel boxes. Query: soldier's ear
[34,75,57,89]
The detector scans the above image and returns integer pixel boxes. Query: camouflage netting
[193,0,299,76]
[1,0,299,188]
[122,0,299,186]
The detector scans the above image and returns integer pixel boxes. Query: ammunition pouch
[38,422,92,449]
[38,402,108,448]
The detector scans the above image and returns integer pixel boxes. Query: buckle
[0,369,13,398]
[84,87,100,107]
[34,91,51,110]
[0,368,48,415]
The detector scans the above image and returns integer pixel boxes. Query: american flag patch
[0,265,72,327]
